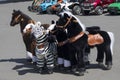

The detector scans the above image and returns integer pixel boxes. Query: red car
[81,0,115,15]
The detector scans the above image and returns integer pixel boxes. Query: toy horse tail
[108,32,115,55]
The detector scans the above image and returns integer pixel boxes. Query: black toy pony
[85,26,115,70]
[56,11,88,76]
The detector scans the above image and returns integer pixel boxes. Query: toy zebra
[23,21,57,74]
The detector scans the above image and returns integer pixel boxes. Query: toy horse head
[10,10,23,26]
[56,11,85,31]
[56,11,73,29]
[10,9,32,27]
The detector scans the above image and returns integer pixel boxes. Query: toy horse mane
[13,10,35,24]
[86,26,101,34]
[12,10,27,18]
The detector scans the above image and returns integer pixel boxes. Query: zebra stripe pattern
[35,33,56,68]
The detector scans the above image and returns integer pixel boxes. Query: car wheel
[95,6,103,15]
[72,5,81,15]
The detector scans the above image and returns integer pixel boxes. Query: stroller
[28,0,43,12]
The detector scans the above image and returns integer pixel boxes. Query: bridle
[14,14,22,23]
[56,16,85,43]
[57,16,72,29]
[14,14,35,24]
[63,16,72,28]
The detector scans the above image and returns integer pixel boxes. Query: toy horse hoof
[78,71,85,76]
[38,68,43,74]
[98,62,105,69]
[48,69,53,74]
[105,64,112,70]
[78,68,85,76]
[72,68,85,76]
[73,70,84,76]
[98,62,104,67]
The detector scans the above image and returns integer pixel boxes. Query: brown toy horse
[10,10,49,63]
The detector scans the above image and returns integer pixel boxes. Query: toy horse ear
[51,20,55,24]
[57,13,61,17]
[13,9,16,12]
[18,10,21,12]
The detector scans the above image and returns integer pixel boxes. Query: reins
[56,16,86,43]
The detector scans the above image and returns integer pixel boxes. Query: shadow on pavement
[0,58,107,75]
[0,58,38,75]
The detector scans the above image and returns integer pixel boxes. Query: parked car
[38,0,67,14]
[81,0,115,15]
[55,2,81,15]
[108,0,120,15]
[28,0,42,12]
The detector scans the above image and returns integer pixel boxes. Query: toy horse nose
[10,23,13,26]
[10,21,13,26]
[10,22,14,26]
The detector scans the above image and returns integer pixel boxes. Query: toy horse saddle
[88,34,104,46]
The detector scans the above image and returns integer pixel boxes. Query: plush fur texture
[57,11,88,73]
[52,24,71,67]
[86,26,114,66]
[10,10,36,62]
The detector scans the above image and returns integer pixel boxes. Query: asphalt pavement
[0,1,120,80]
